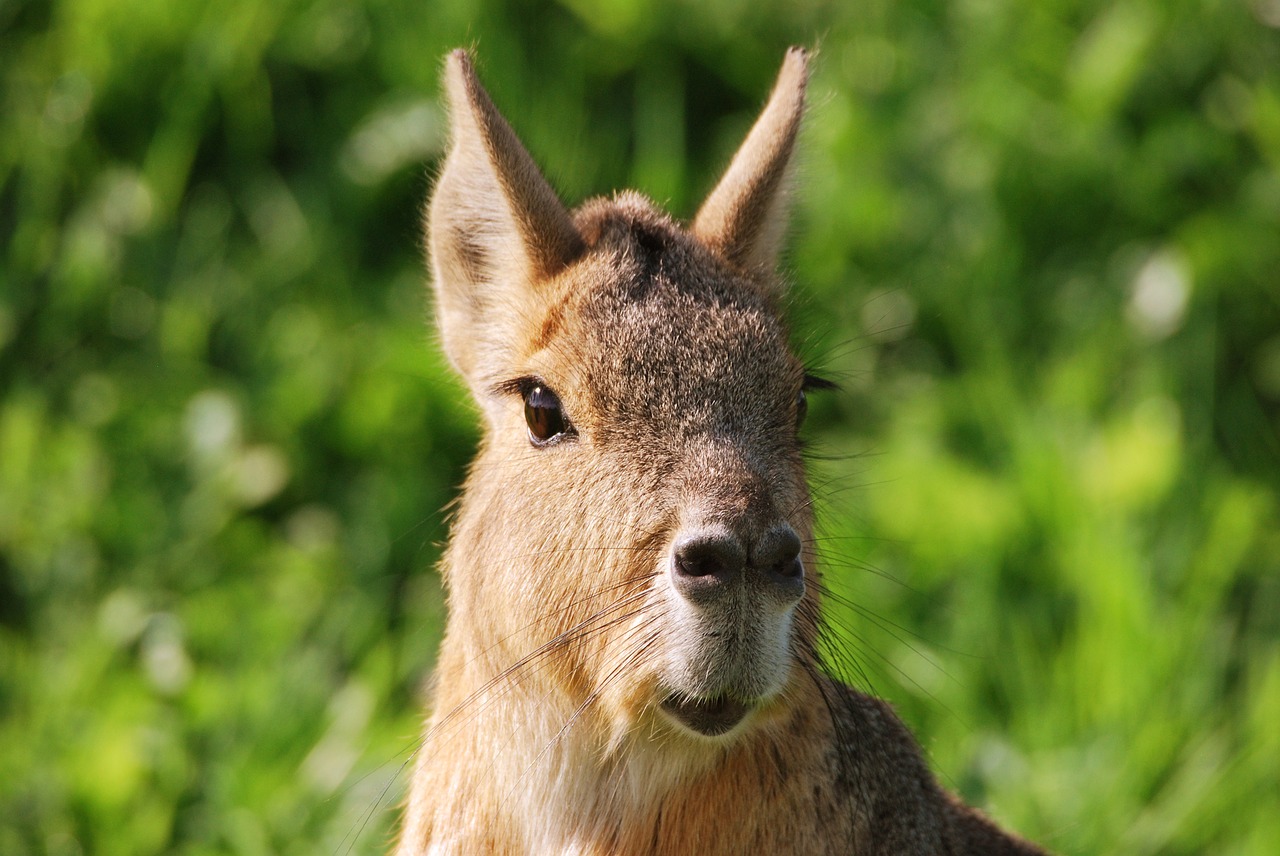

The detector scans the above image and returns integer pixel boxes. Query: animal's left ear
[693,47,809,276]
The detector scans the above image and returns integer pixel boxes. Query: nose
[671,523,804,607]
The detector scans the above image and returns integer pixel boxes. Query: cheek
[507,460,673,627]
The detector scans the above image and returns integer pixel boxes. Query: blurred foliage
[2,0,1278,853]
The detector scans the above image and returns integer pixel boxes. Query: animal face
[429,50,820,744]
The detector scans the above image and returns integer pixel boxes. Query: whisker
[509,611,667,799]
[335,729,426,856]
[349,583,662,851]
[805,598,964,725]
[810,548,924,595]
[424,585,658,747]
[814,580,976,665]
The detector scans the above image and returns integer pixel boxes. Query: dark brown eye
[524,384,569,444]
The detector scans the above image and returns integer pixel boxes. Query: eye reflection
[524,384,568,443]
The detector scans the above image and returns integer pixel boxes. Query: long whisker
[340,573,658,853]
[424,584,659,748]
[804,595,963,724]
[336,739,421,856]
[509,613,667,801]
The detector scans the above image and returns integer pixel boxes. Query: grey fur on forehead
[574,191,782,297]
[569,192,786,317]
[561,192,801,430]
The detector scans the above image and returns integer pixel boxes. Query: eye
[797,373,836,430]
[524,384,570,444]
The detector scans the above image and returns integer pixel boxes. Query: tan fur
[397,48,1046,855]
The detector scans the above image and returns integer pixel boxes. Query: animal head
[428,48,824,746]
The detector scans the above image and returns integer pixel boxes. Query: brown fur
[396,48,1046,855]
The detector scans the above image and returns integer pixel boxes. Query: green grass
[2,1,1278,853]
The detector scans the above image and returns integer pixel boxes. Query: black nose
[673,529,746,588]
[756,525,803,581]
[671,524,804,606]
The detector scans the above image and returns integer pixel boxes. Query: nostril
[758,527,802,576]
[756,526,805,602]
[675,547,717,578]
[674,534,746,580]
[774,556,803,579]
[671,531,747,603]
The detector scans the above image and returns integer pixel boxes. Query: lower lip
[660,694,752,737]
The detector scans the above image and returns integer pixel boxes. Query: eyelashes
[802,373,838,392]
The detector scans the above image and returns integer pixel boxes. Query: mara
[396,47,1046,856]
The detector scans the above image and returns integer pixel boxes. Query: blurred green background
[2,0,1278,853]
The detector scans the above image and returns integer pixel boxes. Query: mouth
[660,693,752,737]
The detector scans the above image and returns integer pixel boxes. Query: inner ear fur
[693,47,809,277]
[428,49,584,386]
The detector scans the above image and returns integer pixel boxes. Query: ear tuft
[693,47,810,274]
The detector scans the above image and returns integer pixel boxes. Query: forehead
[550,214,801,431]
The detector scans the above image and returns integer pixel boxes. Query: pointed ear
[427,49,584,386]
[693,47,809,275]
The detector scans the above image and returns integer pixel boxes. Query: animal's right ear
[427,50,584,388]
[693,47,809,278]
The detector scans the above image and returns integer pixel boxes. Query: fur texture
[396,48,1046,855]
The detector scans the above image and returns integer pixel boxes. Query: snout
[657,515,806,738]
[670,522,805,607]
